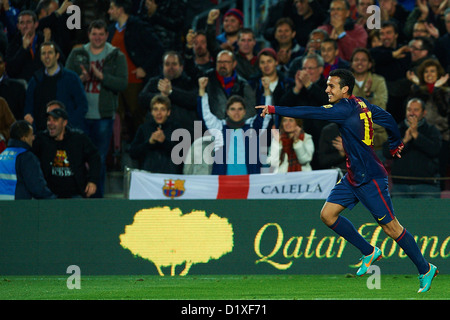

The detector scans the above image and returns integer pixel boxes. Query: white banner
[128,169,340,200]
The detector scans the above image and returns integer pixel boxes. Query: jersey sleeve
[369,102,403,153]
[273,103,350,124]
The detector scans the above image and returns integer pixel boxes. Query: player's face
[325,76,346,103]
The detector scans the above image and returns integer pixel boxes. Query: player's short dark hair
[329,69,355,95]
[10,120,32,140]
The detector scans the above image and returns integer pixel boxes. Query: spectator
[288,28,329,77]
[407,58,450,189]
[107,0,163,143]
[355,0,375,31]
[433,8,450,73]
[248,48,292,108]
[268,116,314,173]
[207,8,244,53]
[140,0,186,52]
[197,77,271,175]
[65,19,128,198]
[0,97,15,153]
[318,0,368,62]
[408,36,435,71]
[379,0,410,45]
[0,120,55,200]
[0,51,26,121]
[370,21,411,123]
[35,0,75,59]
[32,102,101,198]
[272,17,305,79]
[129,94,182,174]
[350,48,389,157]
[138,51,198,138]
[383,98,442,198]
[411,20,440,40]
[281,53,329,167]
[189,49,256,121]
[260,0,327,48]
[184,29,214,74]
[320,39,350,79]
[0,0,19,41]
[317,122,347,170]
[368,29,382,48]
[405,0,448,40]
[305,28,329,56]
[5,10,45,81]
[234,28,259,80]
[24,41,88,132]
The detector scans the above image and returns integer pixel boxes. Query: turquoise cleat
[356,247,382,276]
[418,264,438,293]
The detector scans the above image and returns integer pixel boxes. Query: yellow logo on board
[119,206,234,276]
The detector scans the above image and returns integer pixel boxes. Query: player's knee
[380,218,403,239]
[320,208,334,226]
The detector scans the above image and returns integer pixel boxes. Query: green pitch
[0,274,448,300]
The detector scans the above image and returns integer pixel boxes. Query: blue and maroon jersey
[268,95,403,186]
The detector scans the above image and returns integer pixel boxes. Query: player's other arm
[370,103,404,158]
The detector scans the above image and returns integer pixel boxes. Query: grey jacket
[65,43,128,118]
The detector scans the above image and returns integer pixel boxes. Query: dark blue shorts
[327,176,395,225]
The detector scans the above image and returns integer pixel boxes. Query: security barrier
[0,199,448,275]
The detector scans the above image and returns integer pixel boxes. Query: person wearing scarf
[268,116,314,173]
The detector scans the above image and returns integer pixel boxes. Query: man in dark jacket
[383,98,442,198]
[138,51,198,138]
[32,104,101,198]
[0,120,55,200]
[5,10,45,82]
[24,41,88,132]
[187,49,256,122]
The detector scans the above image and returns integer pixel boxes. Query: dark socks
[395,228,429,274]
[329,216,374,256]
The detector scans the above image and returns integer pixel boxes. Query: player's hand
[255,105,270,118]
[393,144,404,159]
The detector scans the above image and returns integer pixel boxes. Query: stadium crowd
[0,0,449,199]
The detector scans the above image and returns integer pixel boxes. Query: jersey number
[359,111,373,146]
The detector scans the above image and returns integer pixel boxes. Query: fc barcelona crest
[163,179,185,199]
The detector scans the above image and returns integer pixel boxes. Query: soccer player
[256,69,438,293]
